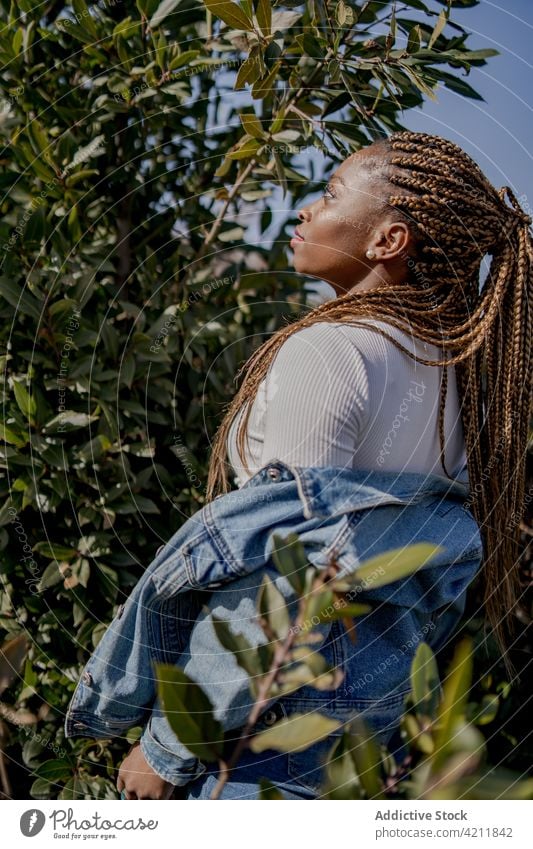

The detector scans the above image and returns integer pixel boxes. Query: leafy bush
[0,0,530,799]
[153,534,533,800]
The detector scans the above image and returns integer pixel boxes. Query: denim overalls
[65,460,483,798]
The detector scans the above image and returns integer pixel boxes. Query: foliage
[0,0,528,800]
[154,534,533,800]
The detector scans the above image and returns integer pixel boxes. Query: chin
[291,258,309,275]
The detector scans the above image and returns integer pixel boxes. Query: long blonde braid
[206,131,533,677]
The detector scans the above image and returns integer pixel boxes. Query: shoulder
[272,319,417,365]
[267,322,370,397]
[272,321,370,362]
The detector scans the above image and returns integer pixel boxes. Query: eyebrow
[329,175,345,186]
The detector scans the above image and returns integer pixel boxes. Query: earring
[366,248,376,259]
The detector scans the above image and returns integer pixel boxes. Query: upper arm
[261,322,370,468]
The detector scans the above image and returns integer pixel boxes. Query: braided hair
[206,130,533,676]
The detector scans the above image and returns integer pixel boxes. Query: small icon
[20,809,46,837]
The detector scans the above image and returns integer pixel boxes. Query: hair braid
[206,130,533,678]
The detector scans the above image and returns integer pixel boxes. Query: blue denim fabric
[64,460,483,792]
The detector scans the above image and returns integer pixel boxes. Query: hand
[117,741,175,800]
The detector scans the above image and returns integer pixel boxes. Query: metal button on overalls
[82,671,93,686]
[267,467,281,481]
[263,709,278,726]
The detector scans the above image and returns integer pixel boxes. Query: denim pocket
[152,589,206,664]
[285,691,409,794]
[287,729,343,794]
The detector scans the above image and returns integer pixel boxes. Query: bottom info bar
[3,800,532,849]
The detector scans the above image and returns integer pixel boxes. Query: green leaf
[62,135,106,175]
[0,424,28,448]
[333,543,443,591]
[25,204,47,244]
[137,0,161,15]
[410,641,441,717]
[431,638,473,771]
[0,633,29,695]
[441,771,533,801]
[12,28,23,55]
[452,48,499,62]
[403,712,435,755]
[235,54,262,89]
[428,8,448,50]
[72,0,98,36]
[347,714,385,799]
[272,148,288,199]
[335,1,355,27]
[277,650,343,695]
[407,24,422,54]
[211,615,262,678]
[239,112,264,139]
[202,0,254,31]
[324,732,362,799]
[64,169,99,188]
[257,574,290,640]
[317,602,371,624]
[33,542,78,560]
[432,69,484,100]
[400,62,439,102]
[131,495,160,514]
[255,0,271,37]
[155,663,224,761]
[226,138,261,160]
[149,0,183,28]
[252,60,281,100]
[42,412,99,433]
[32,758,73,782]
[77,434,112,463]
[295,32,322,58]
[387,3,396,47]
[302,588,334,626]
[27,119,53,163]
[258,778,284,799]
[324,120,368,145]
[13,380,37,420]
[30,778,52,799]
[166,49,200,70]
[270,532,309,594]
[36,561,65,592]
[0,277,43,321]
[250,713,341,753]
[467,694,499,726]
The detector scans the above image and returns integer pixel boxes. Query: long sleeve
[139,700,206,786]
[261,322,370,468]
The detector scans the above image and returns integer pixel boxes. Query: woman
[118,130,533,799]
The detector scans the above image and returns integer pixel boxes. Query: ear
[374,221,412,259]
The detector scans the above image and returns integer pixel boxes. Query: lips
[291,227,305,242]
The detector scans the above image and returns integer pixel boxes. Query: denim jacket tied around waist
[64,460,484,788]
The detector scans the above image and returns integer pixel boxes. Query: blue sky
[401,0,533,210]
[241,1,533,268]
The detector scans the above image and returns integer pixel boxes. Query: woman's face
[290,146,409,296]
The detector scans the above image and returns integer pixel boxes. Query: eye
[323,183,336,199]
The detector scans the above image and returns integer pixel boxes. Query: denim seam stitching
[293,469,314,518]
[320,513,354,561]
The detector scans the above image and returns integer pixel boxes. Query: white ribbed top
[226,318,468,488]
